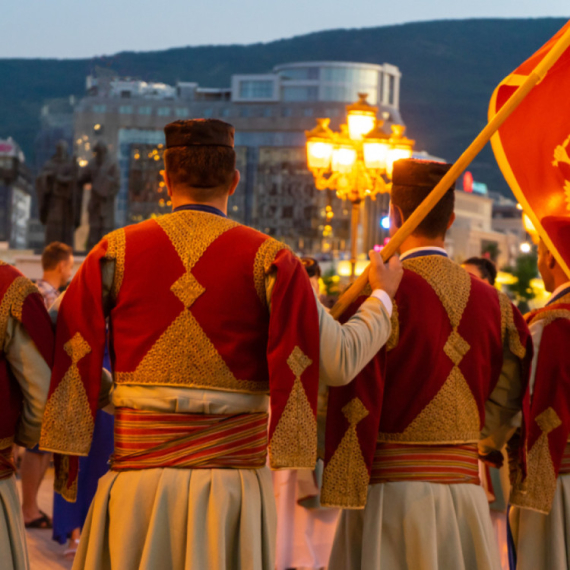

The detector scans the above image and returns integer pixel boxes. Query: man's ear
[164,170,173,198]
[228,170,240,197]
[548,251,557,270]
[447,212,456,229]
[391,204,404,229]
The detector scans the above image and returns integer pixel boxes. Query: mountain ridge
[1,17,567,193]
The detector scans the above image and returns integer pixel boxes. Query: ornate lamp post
[305,94,415,280]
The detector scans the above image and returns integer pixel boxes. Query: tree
[503,251,538,313]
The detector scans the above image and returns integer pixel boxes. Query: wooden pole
[349,201,360,282]
[330,22,570,320]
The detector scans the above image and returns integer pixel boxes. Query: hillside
[0,17,567,193]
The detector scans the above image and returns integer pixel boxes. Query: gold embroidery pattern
[386,300,399,351]
[0,436,13,450]
[321,398,370,508]
[510,407,562,514]
[378,367,481,443]
[381,257,479,443]
[54,455,78,503]
[253,238,289,305]
[269,346,317,469]
[499,292,527,359]
[40,333,94,455]
[103,228,126,300]
[0,276,41,349]
[530,308,570,329]
[114,212,265,392]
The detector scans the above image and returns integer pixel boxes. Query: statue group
[36,140,120,250]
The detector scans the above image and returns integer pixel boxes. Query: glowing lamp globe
[332,146,357,174]
[346,93,378,141]
[307,140,333,170]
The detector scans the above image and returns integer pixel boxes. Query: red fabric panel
[266,249,319,442]
[525,306,570,479]
[21,292,54,367]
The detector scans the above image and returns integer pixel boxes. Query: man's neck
[398,235,446,256]
[41,273,60,291]
[170,196,228,215]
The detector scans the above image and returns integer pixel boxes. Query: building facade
[73,61,404,252]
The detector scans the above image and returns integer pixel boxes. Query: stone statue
[79,141,120,250]
[36,140,82,247]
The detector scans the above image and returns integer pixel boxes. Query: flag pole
[330,23,570,321]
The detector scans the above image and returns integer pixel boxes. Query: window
[282,206,293,218]
[279,67,319,81]
[263,107,273,118]
[325,108,340,117]
[92,104,107,113]
[120,90,132,99]
[203,108,213,118]
[221,108,231,118]
[323,85,377,104]
[138,106,152,115]
[322,67,378,86]
[239,107,250,118]
[281,107,292,118]
[175,108,189,117]
[119,105,133,114]
[239,80,274,99]
[282,86,318,102]
[303,108,314,117]
[157,107,171,117]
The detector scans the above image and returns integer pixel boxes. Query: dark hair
[463,257,497,286]
[301,257,321,279]
[42,242,73,271]
[164,145,236,200]
[391,185,455,239]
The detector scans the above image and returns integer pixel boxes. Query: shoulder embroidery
[386,299,399,351]
[529,307,570,329]
[253,238,290,305]
[321,397,370,508]
[103,228,126,300]
[269,346,317,468]
[498,292,527,359]
[510,407,561,514]
[0,276,41,348]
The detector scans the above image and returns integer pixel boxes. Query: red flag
[490,20,570,276]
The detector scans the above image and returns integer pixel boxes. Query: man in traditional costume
[39,119,402,570]
[323,159,531,570]
[509,231,570,569]
[0,262,54,569]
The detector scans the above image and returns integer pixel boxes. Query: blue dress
[52,355,115,544]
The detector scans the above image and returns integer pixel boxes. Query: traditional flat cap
[392,159,455,190]
[164,119,235,149]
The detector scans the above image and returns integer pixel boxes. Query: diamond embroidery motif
[536,407,562,434]
[64,333,91,363]
[342,398,369,426]
[171,271,205,309]
[287,346,312,378]
[444,330,470,365]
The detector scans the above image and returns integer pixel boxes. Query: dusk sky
[1,0,568,59]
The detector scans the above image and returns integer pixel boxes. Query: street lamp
[305,93,415,280]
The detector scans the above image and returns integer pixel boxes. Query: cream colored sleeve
[4,318,52,448]
[479,342,525,456]
[266,271,392,387]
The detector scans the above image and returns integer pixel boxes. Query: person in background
[301,257,321,297]
[509,236,570,569]
[20,242,73,529]
[0,262,54,569]
[463,256,498,287]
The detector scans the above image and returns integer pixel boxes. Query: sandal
[64,538,80,558]
[24,511,52,529]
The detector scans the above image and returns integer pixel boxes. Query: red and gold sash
[370,443,480,486]
[111,408,269,471]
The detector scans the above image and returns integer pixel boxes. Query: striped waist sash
[0,442,15,481]
[559,443,570,475]
[370,442,480,486]
[111,408,268,472]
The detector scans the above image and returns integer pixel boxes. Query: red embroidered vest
[322,255,531,508]
[41,210,320,501]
